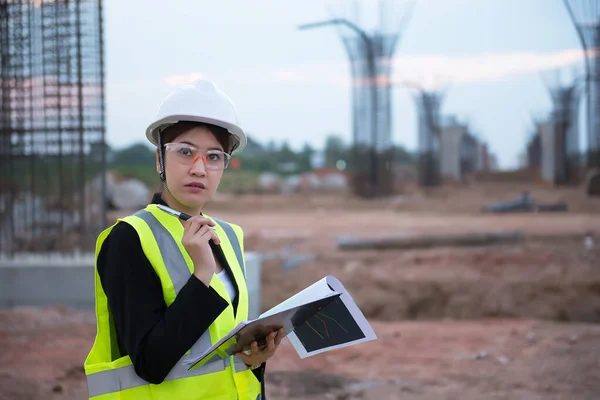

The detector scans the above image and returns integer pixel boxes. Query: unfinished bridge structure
[299,0,417,198]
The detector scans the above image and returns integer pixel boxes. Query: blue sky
[103,0,585,169]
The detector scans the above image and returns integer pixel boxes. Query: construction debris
[109,178,151,210]
[86,171,151,211]
[336,231,524,251]
[481,192,568,213]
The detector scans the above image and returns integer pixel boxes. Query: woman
[84,80,283,399]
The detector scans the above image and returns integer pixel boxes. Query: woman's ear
[155,149,161,174]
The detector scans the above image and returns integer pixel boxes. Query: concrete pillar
[244,252,262,320]
[540,122,557,184]
[439,124,466,181]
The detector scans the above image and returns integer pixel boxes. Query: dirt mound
[259,237,600,322]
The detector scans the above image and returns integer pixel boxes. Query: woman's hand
[181,216,220,286]
[235,328,285,368]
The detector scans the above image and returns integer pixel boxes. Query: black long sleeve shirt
[97,194,264,385]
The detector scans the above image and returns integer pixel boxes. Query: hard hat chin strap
[157,132,167,183]
[157,132,176,199]
[156,131,190,206]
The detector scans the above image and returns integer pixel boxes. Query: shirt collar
[150,192,167,206]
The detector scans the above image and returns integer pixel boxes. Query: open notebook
[187,275,377,370]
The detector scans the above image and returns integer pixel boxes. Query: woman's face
[157,126,226,212]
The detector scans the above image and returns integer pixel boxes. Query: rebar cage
[564,0,600,168]
[0,0,106,258]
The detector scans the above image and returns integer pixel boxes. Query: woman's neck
[160,190,203,217]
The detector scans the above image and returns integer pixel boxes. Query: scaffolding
[0,0,106,258]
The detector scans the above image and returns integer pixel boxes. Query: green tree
[392,145,416,165]
[278,141,295,161]
[266,140,277,153]
[110,143,155,166]
[324,134,347,168]
[297,143,314,172]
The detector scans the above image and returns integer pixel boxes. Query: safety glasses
[163,142,231,170]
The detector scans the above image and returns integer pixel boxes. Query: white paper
[286,275,377,358]
[259,277,334,319]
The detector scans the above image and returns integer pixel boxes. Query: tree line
[108,134,416,184]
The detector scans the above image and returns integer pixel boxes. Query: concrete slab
[0,252,262,318]
[0,261,96,309]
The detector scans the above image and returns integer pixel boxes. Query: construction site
[1,0,600,399]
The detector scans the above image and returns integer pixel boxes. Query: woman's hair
[160,121,231,153]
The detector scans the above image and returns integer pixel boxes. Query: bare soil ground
[2,183,600,399]
[1,309,599,400]
[213,184,600,324]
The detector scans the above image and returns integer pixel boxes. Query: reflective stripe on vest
[87,356,250,398]
[134,210,190,294]
[213,217,245,279]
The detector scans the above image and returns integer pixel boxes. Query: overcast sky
[103,0,585,169]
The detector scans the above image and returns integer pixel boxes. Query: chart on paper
[294,297,366,353]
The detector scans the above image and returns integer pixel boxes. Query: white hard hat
[145,80,246,153]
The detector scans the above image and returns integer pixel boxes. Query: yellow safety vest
[84,204,262,400]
